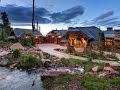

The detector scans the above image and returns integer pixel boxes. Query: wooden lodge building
[104,27,120,50]
[46,30,68,44]
[8,26,120,50]
[104,27,115,49]
[114,30,120,49]
[9,28,43,44]
[64,26,102,48]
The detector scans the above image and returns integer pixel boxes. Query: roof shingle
[13,28,43,37]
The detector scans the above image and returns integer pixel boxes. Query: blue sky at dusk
[0,0,120,35]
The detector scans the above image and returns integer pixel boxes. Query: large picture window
[105,39,113,46]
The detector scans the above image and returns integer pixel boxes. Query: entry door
[72,39,75,46]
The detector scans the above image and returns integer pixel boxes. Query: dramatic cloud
[93,11,114,22]
[51,5,84,23]
[0,5,51,23]
[99,21,120,26]
[0,5,84,24]
[97,17,118,23]
[81,11,120,27]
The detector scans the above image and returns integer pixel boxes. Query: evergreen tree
[1,11,11,35]
[1,11,10,27]
[98,31,105,55]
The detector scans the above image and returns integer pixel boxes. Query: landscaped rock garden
[42,58,120,90]
[0,43,43,71]
[54,47,120,61]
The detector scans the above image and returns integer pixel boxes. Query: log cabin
[9,28,43,44]
[46,30,68,44]
[64,26,102,48]
[104,27,115,49]
[114,30,120,50]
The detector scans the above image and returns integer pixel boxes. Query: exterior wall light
[58,36,61,38]
[52,36,55,38]
[35,36,38,39]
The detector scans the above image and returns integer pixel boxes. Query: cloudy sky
[0,0,120,35]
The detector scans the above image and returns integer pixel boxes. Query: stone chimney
[107,27,113,31]
[68,27,74,30]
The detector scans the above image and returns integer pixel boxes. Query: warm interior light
[58,36,61,38]
[52,36,55,38]
[25,36,28,38]
[35,36,38,39]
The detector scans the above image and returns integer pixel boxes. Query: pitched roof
[47,30,68,37]
[13,28,43,37]
[104,30,115,38]
[68,26,101,42]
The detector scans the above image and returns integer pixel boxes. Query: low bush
[108,77,120,87]
[81,75,120,90]
[5,54,15,66]
[12,49,21,58]
[19,32,34,47]
[42,72,120,90]
[0,40,11,48]
[43,77,54,89]
[43,52,51,59]
[60,58,83,67]
[81,75,107,90]
[60,58,103,72]
[42,74,77,90]
[60,58,70,66]
[43,52,50,56]
[19,55,42,70]
[66,46,75,53]
[106,54,119,61]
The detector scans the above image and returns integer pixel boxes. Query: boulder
[0,60,8,66]
[109,63,120,67]
[103,67,119,75]
[88,72,97,76]
[10,63,17,69]
[103,67,114,72]
[0,51,9,57]
[92,66,99,72]
[99,72,107,77]
[14,67,18,70]
[10,43,25,50]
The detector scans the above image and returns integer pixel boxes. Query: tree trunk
[32,0,35,45]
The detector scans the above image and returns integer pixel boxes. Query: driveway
[38,44,87,60]
[38,44,120,65]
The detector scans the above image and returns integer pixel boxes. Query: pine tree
[1,11,11,35]
[1,11,10,27]
[98,31,105,56]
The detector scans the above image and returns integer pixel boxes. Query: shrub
[19,55,42,70]
[43,52,50,56]
[43,52,50,59]
[81,75,107,90]
[0,30,9,41]
[106,54,119,61]
[12,49,21,58]
[66,46,75,53]
[6,54,15,66]
[0,40,11,48]
[60,74,73,83]
[108,77,120,87]
[69,58,82,65]
[60,58,70,66]
[43,77,54,88]
[19,32,34,47]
